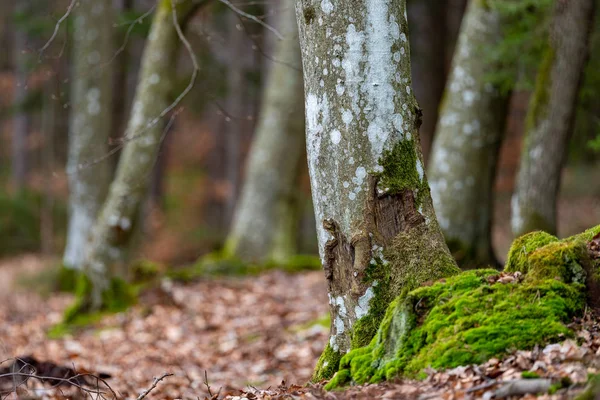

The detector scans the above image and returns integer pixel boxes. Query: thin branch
[217,0,284,40]
[38,0,77,61]
[136,373,173,400]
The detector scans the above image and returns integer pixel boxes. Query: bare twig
[136,373,173,400]
[494,379,552,398]
[203,371,221,399]
[38,0,77,61]
[217,0,284,40]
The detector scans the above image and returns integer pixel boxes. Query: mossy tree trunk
[63,0,114,269]
[428,0,510,268]
[295,0,459,380]
[79,0,201,310]
[406,0,447,163]
[224,1,305,264]
[511,0,595,237]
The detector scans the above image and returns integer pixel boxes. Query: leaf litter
[1,256,600,399]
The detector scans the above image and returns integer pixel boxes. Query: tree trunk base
[325,224,600,388]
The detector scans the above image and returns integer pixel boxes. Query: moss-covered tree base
[325,224,599,389]
[49,274,137,338]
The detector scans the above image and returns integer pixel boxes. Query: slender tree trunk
[224,13,245,227]
[224,1,304,264]
[428,0,510,268]
[80,1,200,310]
[295,0,459,380]
[511,0,595,237]
[407,0,447,163]
[11,0,31,191]
[63,0,115,269]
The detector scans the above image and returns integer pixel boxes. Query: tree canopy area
[0,0,599,399]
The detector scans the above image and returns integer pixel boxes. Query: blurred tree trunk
[295,0,459,380]
[11,0,31,191]
[41,79,56,256]
[407,0,446,163]
[110,0,134,172]
[224,13,245,227]
[224,1,304,264]
[511,0,595,237]
[428,0,509,268]
[63,0,115,269]
[77,1,201,311]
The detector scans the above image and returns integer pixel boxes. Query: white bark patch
[321,0,334,14]
[330,129,342,145]
[355,284,376,319]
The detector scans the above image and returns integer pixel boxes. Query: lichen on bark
[295,0,458,381]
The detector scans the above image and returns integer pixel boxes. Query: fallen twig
[494,379,552,398]
[136,372,173,400]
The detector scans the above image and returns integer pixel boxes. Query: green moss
[169,252,322,282]
[57,274,137,332]
[526,241,588,284]
[505,231,558,273]
[576,374,600,400]
[313,343,342,382]
[375,139,429,207]
[525,47,554,134]
[130,259,162,283]
[329,270,585,388]
[56,265,80,292]
[568,224,600,243]
[521,371,541,379]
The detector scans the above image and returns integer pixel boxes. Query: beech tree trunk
[224,13,245,227]
[80,1,200,309]
[428,0,509,268]
[63,0,114,269]
[511,0,595,237]
[225,1,304,264]
[407,0,447,163]
[295,0,459,380]
[11,0,31,191]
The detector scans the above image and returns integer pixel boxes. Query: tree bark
[428,0,510,268]
[224,13,245,227]
[80,0,200,309]
[295,0,459,380]
[11,0,31,191]
[224,1,305,264]
[407,0,447,163]
[511,0,596,237]
[63,0,115,269]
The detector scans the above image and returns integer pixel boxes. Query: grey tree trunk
[63,0,115,269]
[407,0,447,163]
[224,1,304,264]
[11,0,31,191]
[511,0,595,237]
[295,0,459,380]
[80,1,200,309]
[224,13,245,227]
[428,0,510,268]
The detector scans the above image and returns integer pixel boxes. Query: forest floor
[1,256,600,399]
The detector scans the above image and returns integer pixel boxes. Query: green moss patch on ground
[505,231,559,274]
[169,252,322,282]
[328,270,585,388]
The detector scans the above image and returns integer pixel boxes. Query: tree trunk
[11,0,31,191]
[224,13,245,227]
[295,0,459,380]
[79,0,200,311]
[428,0,510,268]
[224,1,305,264]
[63,0,115,269]
[407,0,447,163]
[511,0,595,237]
